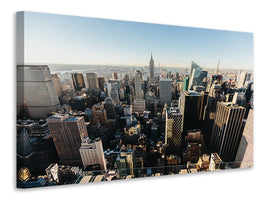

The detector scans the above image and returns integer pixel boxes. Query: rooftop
[184,91,201,96]
[168,108,181,115]
[160,79,172,82]
[73,96,85,100]
[63,117,79,122]
[220,102,245,109]
[47,114,67,119]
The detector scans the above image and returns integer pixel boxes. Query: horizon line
[22,62,254,71]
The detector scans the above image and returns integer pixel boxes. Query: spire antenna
[216,58,220,74]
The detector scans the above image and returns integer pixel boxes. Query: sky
[23,11,254,70]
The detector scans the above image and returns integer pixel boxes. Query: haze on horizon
[23,12,254,70]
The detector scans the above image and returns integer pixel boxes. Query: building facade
[79,137,107,170]
[180,91,202,132]
[235,109,253,167]
[86,73,99,90]
[188,66,202,90]
[149,54,155,83]
[132,99,146,113]
[210,102,246,162]
[46,114,88,165]
[110,87,120,105]
[159,79,173,106]
[183,77,189,91]
[112,72,118,80]
[72,73,86,91]
[17,65,60,120]
[104,97,116,119]
[134,70,144,99]
[52,74,62,97]
[92,104,108,125]
[98,77,105,91]
[165,107,183,148]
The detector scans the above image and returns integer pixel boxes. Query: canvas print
[16,11,254,188]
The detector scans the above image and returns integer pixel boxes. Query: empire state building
[149,53,155,83]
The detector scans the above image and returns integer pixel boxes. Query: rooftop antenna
[216,59,220,74]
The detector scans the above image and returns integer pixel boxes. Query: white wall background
[0,0,266,199]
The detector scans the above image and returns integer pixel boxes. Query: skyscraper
[119,88,125,100]
[86,73,99,90]
[124,74,130,86]
[188,64,206,90]
[104,97,116,119]
[104,82,112,97]
[17,65,60,120]
[110,86,120,105]
[165,107,183,148]
[190,61,201,76]
[180,91,202,132]
[235,109,253,167]
[159,79,173,106]
[132,99,146,113]
[237,71,251,88]
[134,70,144,99]
[199,91,209,121]
[72,73,86,91]
[79,137,107,170]
[143,72,148,82]
[52,74,62,97]
[92,103,108,125]
[120,152,134,176]
[46,114,88,165]
[123,105,132,116]
[115,152,134,177]
[112,72,118,80]
[210,102,246,162]
[183,129,204,163]
[98,77,105,91]
[109,80,121,92]
[183,77,190,91]
[149,53,155,83]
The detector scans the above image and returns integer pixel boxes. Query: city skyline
[24,12,253,70]
[17,11,254,188]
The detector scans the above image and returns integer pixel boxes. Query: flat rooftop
[168,108,181,115]
[63,117,79,122]
[47,114,67,119]
[184,91,201,96]
[220,102,245,109]
[160,79,172,82]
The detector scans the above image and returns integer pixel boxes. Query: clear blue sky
[23,11,253,69]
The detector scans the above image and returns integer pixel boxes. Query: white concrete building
[79,137,107,170]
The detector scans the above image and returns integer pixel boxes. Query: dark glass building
[180,91,202,132]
